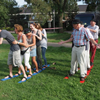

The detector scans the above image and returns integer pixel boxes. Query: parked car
[74,13,95,27]
[75,12,100,35]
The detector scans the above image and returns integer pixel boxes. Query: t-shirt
[0,30,19,51]
[87,25,99,39]
[40,29,47,49]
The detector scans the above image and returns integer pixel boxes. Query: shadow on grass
[0,59,18,78]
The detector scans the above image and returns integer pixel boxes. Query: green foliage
[85,0,100,11]
[0,0,22,28]
[1,27,14,31]
[25,0,78,28]
[25,0,52,25]
[0,2,9,27]
[47,32,71,42]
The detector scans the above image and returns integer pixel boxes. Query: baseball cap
[72,19,81,24]
[24,28,31,34]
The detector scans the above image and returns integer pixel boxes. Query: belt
[75,45,85,47]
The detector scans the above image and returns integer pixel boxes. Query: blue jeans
[41,47,47,65]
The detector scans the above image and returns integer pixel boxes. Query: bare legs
[32,56,39,72]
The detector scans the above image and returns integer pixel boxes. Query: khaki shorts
[7,49,22,67]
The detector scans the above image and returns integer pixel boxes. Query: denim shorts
[30,48,36,57]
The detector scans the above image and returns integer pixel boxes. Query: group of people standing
[59,19,99,82]
[0,22,47,82]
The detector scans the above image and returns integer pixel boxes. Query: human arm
[88,28,97,33]
[89,38,98,46]
[58,38,73,44]
[33,30,42,40]
[87,26,99,33]
[0,29,3,44]
[42,29,47,38]
[0,38,3,44]
[27,35,36,47]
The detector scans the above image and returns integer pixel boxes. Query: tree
[0,1,9,27]
[85,0,100,11]
[25,0,51,25]
[25,0,78,32]
[0,0,22,28]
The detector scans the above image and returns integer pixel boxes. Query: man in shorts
[0,30,27,81]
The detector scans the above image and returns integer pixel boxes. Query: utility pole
[53,9,55,32]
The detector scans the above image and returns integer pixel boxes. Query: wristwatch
[17,42,20,44]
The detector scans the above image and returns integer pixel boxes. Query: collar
[75,27,82,31]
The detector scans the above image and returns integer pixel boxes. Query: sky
[15,0,27,7]
[15,0,87,7]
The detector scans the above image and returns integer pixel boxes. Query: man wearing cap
[67,19,97,82]
[87,19,99,66]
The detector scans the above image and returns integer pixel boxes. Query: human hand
[97,44,100,48]
[92,43,95,48]
[33,34,37,37]
[25,45,29,48]
[12,40,18,44]
[58,40,64,44]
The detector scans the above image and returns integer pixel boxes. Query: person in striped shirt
[59,19,98,82]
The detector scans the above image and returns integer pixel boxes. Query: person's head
[72,19,81,29]
[37,23,43,30]
[80,21,84,27]
[14,24,23,34]
[24,28,32,36]
[30,22,37,31]
[90,19,96,26]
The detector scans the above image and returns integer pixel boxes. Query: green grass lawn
[0,44,100,100]
[47,32,71,43]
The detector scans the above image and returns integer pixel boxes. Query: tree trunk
[58,12,64,33]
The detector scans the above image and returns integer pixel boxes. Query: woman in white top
[14,24,32,78]
[24,28,39,73]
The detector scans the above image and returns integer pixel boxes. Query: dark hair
[72,19,81,24]
[30,22,37,28]
[24,28,31,34]
[90,19,96,22]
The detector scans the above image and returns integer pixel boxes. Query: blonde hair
[37,23,43,30]
[14,24,23,32]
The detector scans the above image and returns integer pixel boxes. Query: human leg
[75,60,79,72]
[13,50,27,81]
[24,51,32,77]
[41,47,47,66]
[37,46,42,69]
[77,46,85,78]
[32,56,39,72]
[4,50,14,79]
[90,40,98,64]
[87,42,90,69]
[70,46,77,75]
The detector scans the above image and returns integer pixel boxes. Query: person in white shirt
[87,19,99,66]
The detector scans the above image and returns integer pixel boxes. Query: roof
[20,7,32,13]
[18,5,88,15]
[78,5,88,12]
